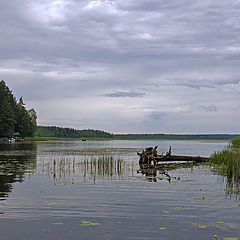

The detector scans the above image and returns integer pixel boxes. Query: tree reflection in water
[0,142,37,199]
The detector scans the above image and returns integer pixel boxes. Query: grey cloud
[0,0,240,133]
[103,90,146,98]
[149,112,167,121]
[199,104,217,112]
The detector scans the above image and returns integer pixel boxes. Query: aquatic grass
[210,138,240,196]
[36,155,134,182]
[232,136,240,149]
[210,149,240,181]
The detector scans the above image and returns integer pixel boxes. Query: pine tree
[0,80,37,138]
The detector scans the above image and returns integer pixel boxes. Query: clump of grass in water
[79,155,132,180]
[210,137,240,196]
[37,155,133,182]
[210,149,240,180]
[88,155,124,177]
[232,136,240,149]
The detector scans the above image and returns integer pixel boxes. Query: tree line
[113,133,240,140]
[35,126,113,138]
[35,127,239,140]
[0,80,37,138]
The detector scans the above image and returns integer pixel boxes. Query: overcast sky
[1,0,240,133]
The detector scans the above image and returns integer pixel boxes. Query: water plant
[210,137,240,196]
[36,155,134,183]
[232,136,240,149]
[210,148,240,181]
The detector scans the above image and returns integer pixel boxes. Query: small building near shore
[11,132,24,141]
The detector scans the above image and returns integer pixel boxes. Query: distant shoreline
[19,136,234,142]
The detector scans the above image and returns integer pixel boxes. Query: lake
[0,140,239,240]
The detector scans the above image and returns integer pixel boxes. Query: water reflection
[225,179,240,198]
[0,142,37,151]
[1,140,240,199]
[137,164,171,182]
[0,142,37,198]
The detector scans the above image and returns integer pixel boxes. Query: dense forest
[36,126,113,138]
[0,80,37,137]
[35,126,239,140]
[113,133,240,140]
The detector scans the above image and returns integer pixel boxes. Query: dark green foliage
[113,133,239,140]
[0,81,16,136]
[0,80,37,137]
[232,137,240,149]
[35,126,113,138]
[210,137,240,181]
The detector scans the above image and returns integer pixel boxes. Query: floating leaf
[215,225,227,230]
[173,207,184,210]
[99,204,113,207]
[162,211,170,213]
[198,225,207,229]
[194,224,207,229]
[223,238,238,240]
[159,227,166,230]
[53,222,63,225]
[80,220,100,226]
[217,221,224,224]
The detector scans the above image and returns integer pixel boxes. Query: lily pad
[173,207,184,210]
[223,238,238,240]
[194,224,207,229]
[160,210,170,214]
[80,220,100,226]
[159,227,166,230]
[215,225,227,230]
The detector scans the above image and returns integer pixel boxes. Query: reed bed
[37,155,134,182]
[210,137,240,182]
[232,136,240,149]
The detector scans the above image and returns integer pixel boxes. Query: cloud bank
[0,0,239,133]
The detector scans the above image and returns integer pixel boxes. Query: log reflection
[137,163,171,182]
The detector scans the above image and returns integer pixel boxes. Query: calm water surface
[0,140,239,240]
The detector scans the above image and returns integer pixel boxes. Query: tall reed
[210,137,240,182]
[232,136,240,149]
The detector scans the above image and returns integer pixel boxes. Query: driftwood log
[137,146,209,164]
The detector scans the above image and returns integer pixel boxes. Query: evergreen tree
[0,81,16,137]
[28,109,37,137]
[0,80,37,138]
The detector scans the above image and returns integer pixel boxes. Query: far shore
[0,136,233,142]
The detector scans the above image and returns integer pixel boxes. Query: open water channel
[0,140,239,240]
